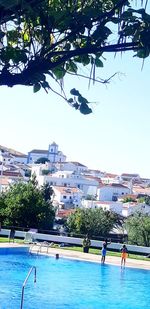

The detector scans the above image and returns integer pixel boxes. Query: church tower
[48,142,58,162]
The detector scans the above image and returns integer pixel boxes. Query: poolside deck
[0,243,149,270]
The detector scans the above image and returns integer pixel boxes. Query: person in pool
[101,238,111,264]
[120,244,129,268]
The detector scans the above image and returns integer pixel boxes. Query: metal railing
[30,241,51,255]
[20,266,36,309]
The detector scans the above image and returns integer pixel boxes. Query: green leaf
[68,98,74,103]
[136,49,150,58]
[70,88,80,96]
[41,81,50,89]
[78,95,88,104]
[80,103,92,115]
[33,83,41,93]
[66,61,78,73]
[52,66,66,79]
[95,58,103,67]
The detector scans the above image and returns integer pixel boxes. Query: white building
[13,154,27,164]
[122,202,150,217]
[27,142,66,164]
[82,200,123,215]
[97,183,130,201]
[52,186,83,208]
[121,173,141,182]
[100,173,121,184]
[0,148,27,165]
[55,161,88,174]
[32,168,99,195]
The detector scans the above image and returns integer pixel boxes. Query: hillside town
[0,141,150,221]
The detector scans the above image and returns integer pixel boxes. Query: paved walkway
[30,244,150,270]
[0,243,150,270]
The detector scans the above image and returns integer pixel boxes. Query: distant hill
[0,145,26,156]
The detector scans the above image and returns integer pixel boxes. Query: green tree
[0,182,55,229]
[41,182,53,202]
[66,208,120,237]
[123,197,137,203]
[0,1,149,114]
[35,157,50,164]
[125,212,150,246]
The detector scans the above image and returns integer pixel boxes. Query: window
[51,149,53,152]
[63,196,66,199]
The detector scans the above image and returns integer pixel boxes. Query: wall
[0,229,150,255]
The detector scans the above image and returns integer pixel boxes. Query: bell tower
[48,142,58,162]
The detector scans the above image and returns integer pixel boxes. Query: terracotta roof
[119,194,138,200]
[0,171,22,177]
[14,154,27,157]
[29,149,48,154]
[109,183,129,188]
[104,173,118,178]
[121,173,140,177]
[53,186,82,194]
[0,178,10,185]
[57,209,76,218]
[98,183,129,189]
[69,161,87,167]
[84,175,102,183]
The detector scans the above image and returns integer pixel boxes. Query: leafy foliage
[35,157,50,164]
[0,1,149,113]
[125,212,150,246]
[66,208,120,237]
[0,181,55,229]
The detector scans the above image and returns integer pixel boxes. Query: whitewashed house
[100,173,121,184]
[52,186,83,208]
[32,169,99,195]
[122,202,150,217]
[55,161,88,174]
[97,183,130,201]
[121,173,141,182]
[13,154,27,164]
[82,200,123,215]
[0,177,12,192]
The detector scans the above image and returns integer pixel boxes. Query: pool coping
[29,244,150,270]
[0,243,150,270]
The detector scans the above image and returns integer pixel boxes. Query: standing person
[120,244,128,268]
[82,235,91,253]
[101,238,111,264]
[9,227,15,243]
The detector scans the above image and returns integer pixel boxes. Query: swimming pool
[0,248,149,309]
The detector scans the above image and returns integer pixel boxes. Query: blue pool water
[0,249,150,309]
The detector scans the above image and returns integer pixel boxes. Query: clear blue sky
[1,49,150,178]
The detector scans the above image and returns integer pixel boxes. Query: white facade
[97,184,130,201]
[52,186,83,208]
[122,203,150,217]
[101,174,121,184]
[27,142,66,164]
[13,154,27,164]
[55,161,88,173]
[82,200,123,215]
[32,169,99,195]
